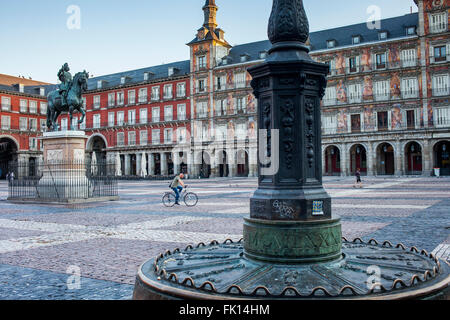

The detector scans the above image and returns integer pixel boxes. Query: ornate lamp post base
[133,239,449,300]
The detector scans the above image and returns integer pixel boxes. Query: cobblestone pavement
[0,176,449,299]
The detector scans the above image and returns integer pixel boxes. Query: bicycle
[162,186,198,207]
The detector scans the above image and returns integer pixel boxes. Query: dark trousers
[172,186,183,202]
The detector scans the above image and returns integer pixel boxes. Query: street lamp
[132,0,449,300]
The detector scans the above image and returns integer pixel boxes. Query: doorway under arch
[0,137,18,179]
[434,141,450,176]
[349,144,367,175]
[237,150,249,177]
[377,143,395,175]
[325,146,341,176]
[405,142,422,175]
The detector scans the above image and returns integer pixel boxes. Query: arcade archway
[236,150,249,177]
[325,146,341,176]
[197,151,211,178]
[218,150,229,178]
[0,137,18,179]
[405,142,422,175]
[434,141,450,176]
[377,143,395,175]
[349,144,367,175]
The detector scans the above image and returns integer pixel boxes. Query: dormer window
[168,67,179,77]
[144,72,149,81]
[406,26,416,35]
[120,76,130,85]
[327,40,336,49]
[222,57,228,65]
[259,51,268,59]
[379,31,388,40]
[39,87,45,96]
[352,36,361,45]
[240,54,250,62]
[97,81,102,89]
[19,84,24,93]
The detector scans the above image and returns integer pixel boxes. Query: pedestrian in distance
[354,168,363,188]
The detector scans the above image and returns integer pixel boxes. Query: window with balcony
[93,95,100,109]
[197,56,206,70]
[108,93,115,107]
[322,115,337,135]
[140,130,148,146]
[164,128,173,144]
[29,101,37,114]
[151,86,160,101]
[434,106,450,128]
[128,110,136,125]
[2,97,11,111]
[434,45,447,62]
[117,91,124,106]
[20,118,28,131]
[236,96,247,113]
[71,116,78,131]
[117,111,125,126]
[1,116,11,129]
[401,78,418,99]
[128,131,136,146]
[177,104,186,120]
[61,118,68,131]
[351,114,361,133]
[128,90,136,105]
[375,53,387,69]
[20,100,28,113]
[433,74,449,96]
[348,56,360,73]
[177,127,187,143]
[235,72,246,88]
[138,88,148,103]
[108,112,115,127]
[40,102,47,115]
[152,107,160,123]
[117,132,125,146]
[197,79,206,93]
[93,114,101,128]
[196,101,208,118]
[152,129,160,145]
[163,84,173,99]
[216,99,226,116]
[216,75,226,90]
[40,119,46,132]
[406,110,416,129]
[29,138,37,151]
[377,111,389,131]
[374,80,390,101]
[164,105,173,121]
[430,12,447,33]
[348,83,362,103]
[401,49,417,67]
[140,109,148,124]
[176,82,186,97]
[29,118,37,132]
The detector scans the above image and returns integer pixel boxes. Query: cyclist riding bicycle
[170,173,185,205]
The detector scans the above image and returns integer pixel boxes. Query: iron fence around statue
[7,160,118,201]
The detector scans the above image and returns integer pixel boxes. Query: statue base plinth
[133,239,449,300]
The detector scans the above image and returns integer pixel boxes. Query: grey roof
[86,60,190,91]
[0,83,56,97]
[219,13,419,66]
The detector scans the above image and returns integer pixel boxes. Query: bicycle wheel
[162,193,176,207]
[184,192,198,207]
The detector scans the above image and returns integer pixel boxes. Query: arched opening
[405,142,422,175]
[218,150,229,177]
[154,154,161,176]
[0,137,18,179]
[29,157,37,177]
[87,136,107,164]
[377,143,395,175]
[167,153,174,175]
[199,151,211,178]
[350,144,367,175]
[434,141,450,176]
[325,146,341,176]
[237,150,249,177]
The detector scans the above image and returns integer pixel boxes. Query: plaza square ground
[0,176,449,300]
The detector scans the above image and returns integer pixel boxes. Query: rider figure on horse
[58,63,72,107]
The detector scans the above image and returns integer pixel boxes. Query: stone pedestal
[37,131,90,200]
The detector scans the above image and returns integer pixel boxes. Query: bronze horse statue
[47,70,89,131]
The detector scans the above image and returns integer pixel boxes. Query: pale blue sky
[0,0,418,83]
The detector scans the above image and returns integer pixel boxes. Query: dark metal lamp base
[133,239,449,300]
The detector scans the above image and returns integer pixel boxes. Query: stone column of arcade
[133,0,449,300]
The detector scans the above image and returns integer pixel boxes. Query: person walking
[354,168,362,188]
[7,171,15,184]
[170,173,185,205]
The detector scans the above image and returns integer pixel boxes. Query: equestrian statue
[47,63,89,131]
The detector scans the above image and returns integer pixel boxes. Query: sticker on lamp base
[312,201,324,216]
